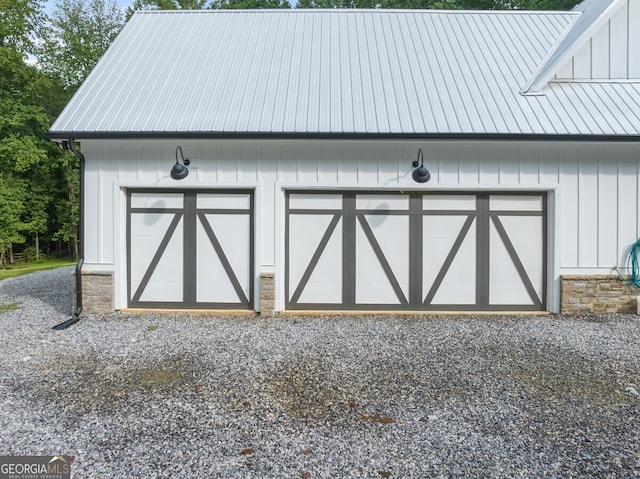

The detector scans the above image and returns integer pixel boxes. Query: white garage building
[48,0,640,315]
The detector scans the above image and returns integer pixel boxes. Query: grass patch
[0,259,75,281]
[0,303,19,314]
[147,324,158,332]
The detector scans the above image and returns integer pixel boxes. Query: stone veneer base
[561,274,640,313]
[260,272,276,316]
[73,270,114,315]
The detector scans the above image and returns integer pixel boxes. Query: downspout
[52,139,84,330]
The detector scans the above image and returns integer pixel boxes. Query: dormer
[522,0,639,94]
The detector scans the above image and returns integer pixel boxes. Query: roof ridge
[133,8,578,15]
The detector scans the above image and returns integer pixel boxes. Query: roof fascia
[44,131,640,143]
[521,0,626,95]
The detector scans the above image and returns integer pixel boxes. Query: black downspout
[53,139,84,330]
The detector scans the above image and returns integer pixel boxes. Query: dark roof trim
[45,131,640,142]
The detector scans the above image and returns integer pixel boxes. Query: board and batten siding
[80,139,640,313]
[556,0,640,79]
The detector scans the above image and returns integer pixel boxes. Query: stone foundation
[260,272,276,316]
[73,270,114,315]
[561,275,639,313]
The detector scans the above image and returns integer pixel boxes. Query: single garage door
[286,191,546,311]
[127,189,254,309]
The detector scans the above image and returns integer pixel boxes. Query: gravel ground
[0,267,639,478]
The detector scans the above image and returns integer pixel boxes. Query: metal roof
[49,8,640,139]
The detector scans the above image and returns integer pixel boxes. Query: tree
[0,0,44,53]
[126,0,209,20]
[212,0,291,8]
[0,177,25,266]
[52,147,79,259]
[514,0,580,9]
[0,43,56,263]
[296,0,579,8]
[126,0,290,17]
[39,0,124,90]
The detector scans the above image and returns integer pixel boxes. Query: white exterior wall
[81,139,640,313]
[556,0,640,79]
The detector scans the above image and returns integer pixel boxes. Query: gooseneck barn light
[171,146,191,180]
[412,148,431,183]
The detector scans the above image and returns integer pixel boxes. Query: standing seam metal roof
[49,8,640,138]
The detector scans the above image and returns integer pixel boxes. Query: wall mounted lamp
[171,146,191,180]
[412,148,431,183]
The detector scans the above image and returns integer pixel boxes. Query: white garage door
[286,191,546,311]
[127,189,254,309]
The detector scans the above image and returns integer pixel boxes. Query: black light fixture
[412,148,431,183]
[171,146,191,180]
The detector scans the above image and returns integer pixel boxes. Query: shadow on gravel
[0,267,73,315]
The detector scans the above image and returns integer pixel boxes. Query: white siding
[557,0,640,80]
[81,139,640,312]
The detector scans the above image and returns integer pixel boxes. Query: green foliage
[0,0,96,264]
[0,260,75,280]
[0,42,54,264]
[0,302,19,313]
[39,0,124,89]
[296,0,580,8]
[514,0,581,9]
[52,148,79,257]
[0,177,26,256]
[213,0,291,8]
[0,0,45,53]
[126,0,290,17]
[126,0,209,20]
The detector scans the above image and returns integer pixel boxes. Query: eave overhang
[45,131,640,143]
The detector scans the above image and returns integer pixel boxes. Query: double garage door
[127,189,546,311]
[286,191,546,311]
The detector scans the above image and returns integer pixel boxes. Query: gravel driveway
[0,267,639,478]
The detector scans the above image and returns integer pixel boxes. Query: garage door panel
[490,216,542,306]
[424,195,476,211]
[356,194,409,211]
[130,214,184,302]
[130,213,178,268]
[498,215,544,301]
[490,223,534,305]
[355,217,408,305]
[425,217,476,305]
[356,215,409,305]
[289,193,343,210]
[196,216,249,304]
[139,280,183,302]
[199,214,251,299]
[131,192,183,209]
[288,215,342,304]
[134,230,184,303]
[490,195,543,212]
[288,215,341,296]
[294,233,342,305]
[197,193,251,210]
